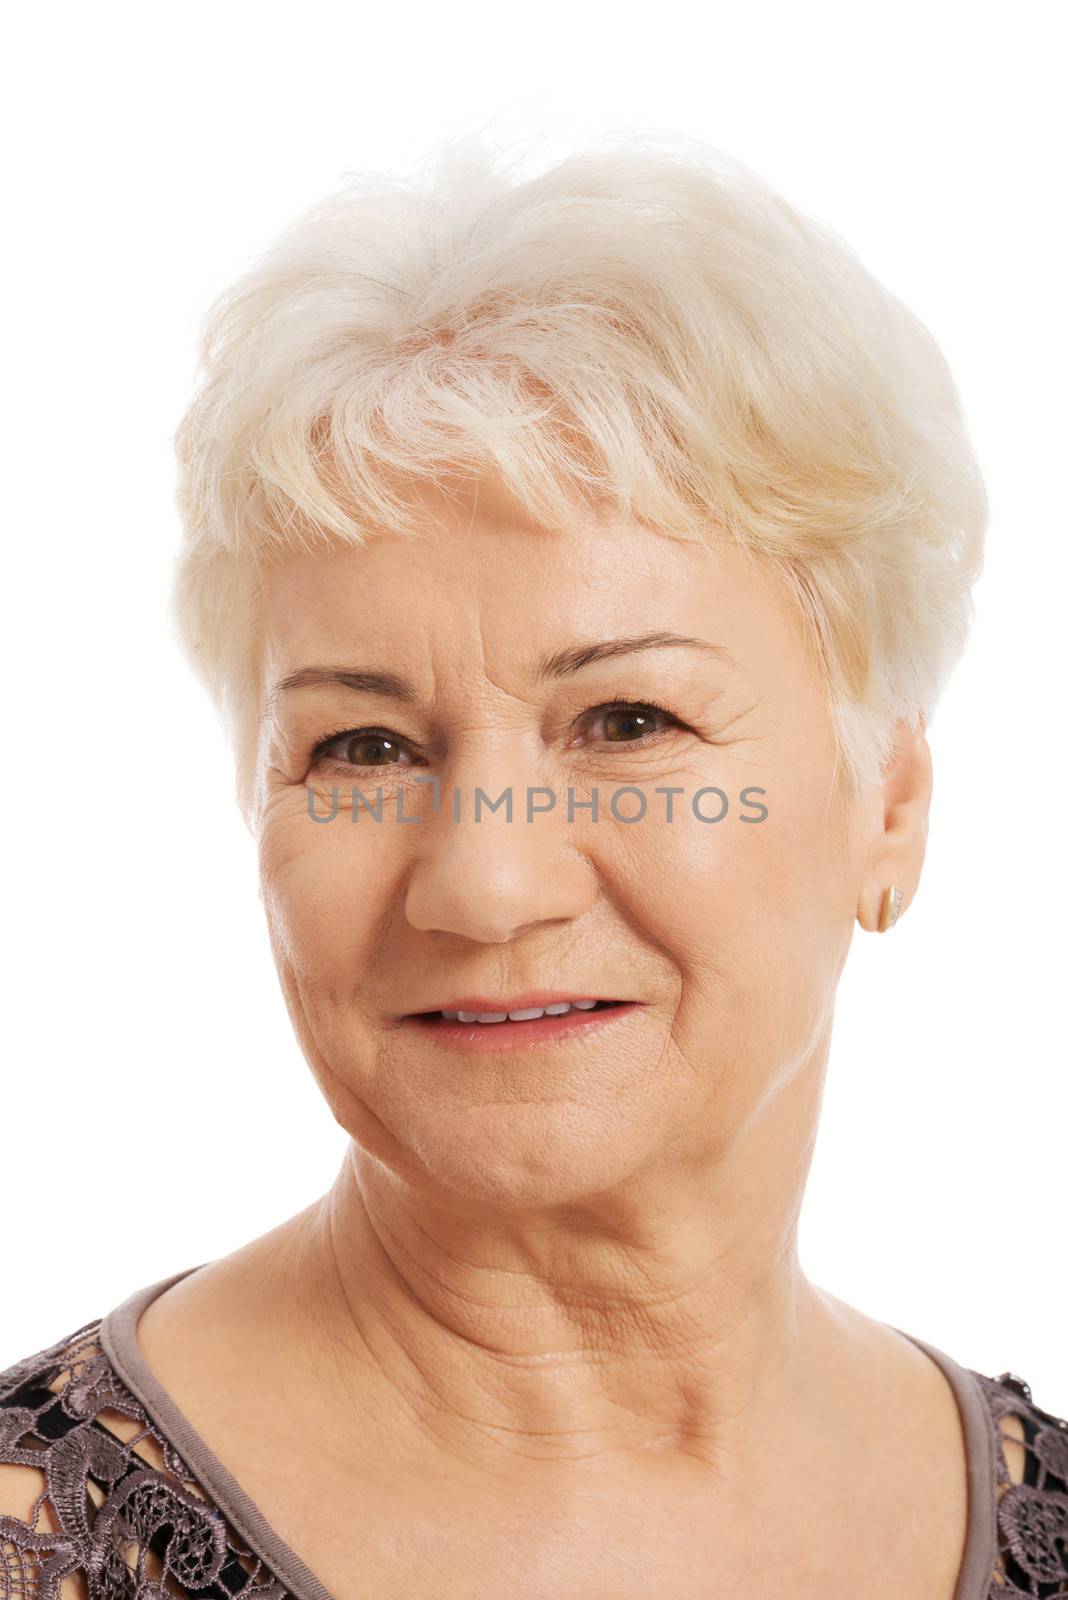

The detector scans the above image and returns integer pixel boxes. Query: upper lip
[403,990,628,1017]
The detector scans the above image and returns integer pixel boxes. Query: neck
[279,1071,848,1491]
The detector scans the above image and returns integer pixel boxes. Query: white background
[2,1,1065,1416]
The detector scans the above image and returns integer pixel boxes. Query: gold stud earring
[878,885,904,932]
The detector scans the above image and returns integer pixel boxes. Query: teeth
[442,1000,604,1024]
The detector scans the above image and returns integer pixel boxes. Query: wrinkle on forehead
[257,483,817,731]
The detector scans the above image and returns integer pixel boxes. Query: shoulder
[0,1314,254,1600]
[968,1366,1068,1596]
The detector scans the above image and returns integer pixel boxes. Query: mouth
[400,998,640,1051]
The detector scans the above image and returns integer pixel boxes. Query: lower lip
[400,1002,641,1051]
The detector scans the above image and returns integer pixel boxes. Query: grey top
[2,1261,1066,1599]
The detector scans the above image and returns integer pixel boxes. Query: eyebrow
[265,631,735,713]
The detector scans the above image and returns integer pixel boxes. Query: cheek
[258,814,391,988]
[625,780,855,1046]
[614,776,850,941]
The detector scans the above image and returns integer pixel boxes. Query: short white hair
[169,127,987,826]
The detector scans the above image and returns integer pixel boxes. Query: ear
[855,712,933,933]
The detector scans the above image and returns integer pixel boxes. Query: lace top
[2,1264,1066,1600]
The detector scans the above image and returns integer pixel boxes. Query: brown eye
[604,707,660,741]
[314,728,415,768]
[342,734,405,765]
[585,701,678,745]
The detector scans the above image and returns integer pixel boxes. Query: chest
[261,1474,964,1600]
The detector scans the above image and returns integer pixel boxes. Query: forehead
[259,476,805,680]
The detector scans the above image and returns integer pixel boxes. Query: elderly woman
[2,132,1065,1600]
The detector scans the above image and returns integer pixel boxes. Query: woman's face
[255,473,876,1209]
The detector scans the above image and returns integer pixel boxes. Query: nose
[402,759,599,943]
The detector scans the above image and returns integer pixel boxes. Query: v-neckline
[98,1262,998,1600]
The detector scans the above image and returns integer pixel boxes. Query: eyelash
[308,697,684,771]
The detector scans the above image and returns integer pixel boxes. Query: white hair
[169,127,987,826]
